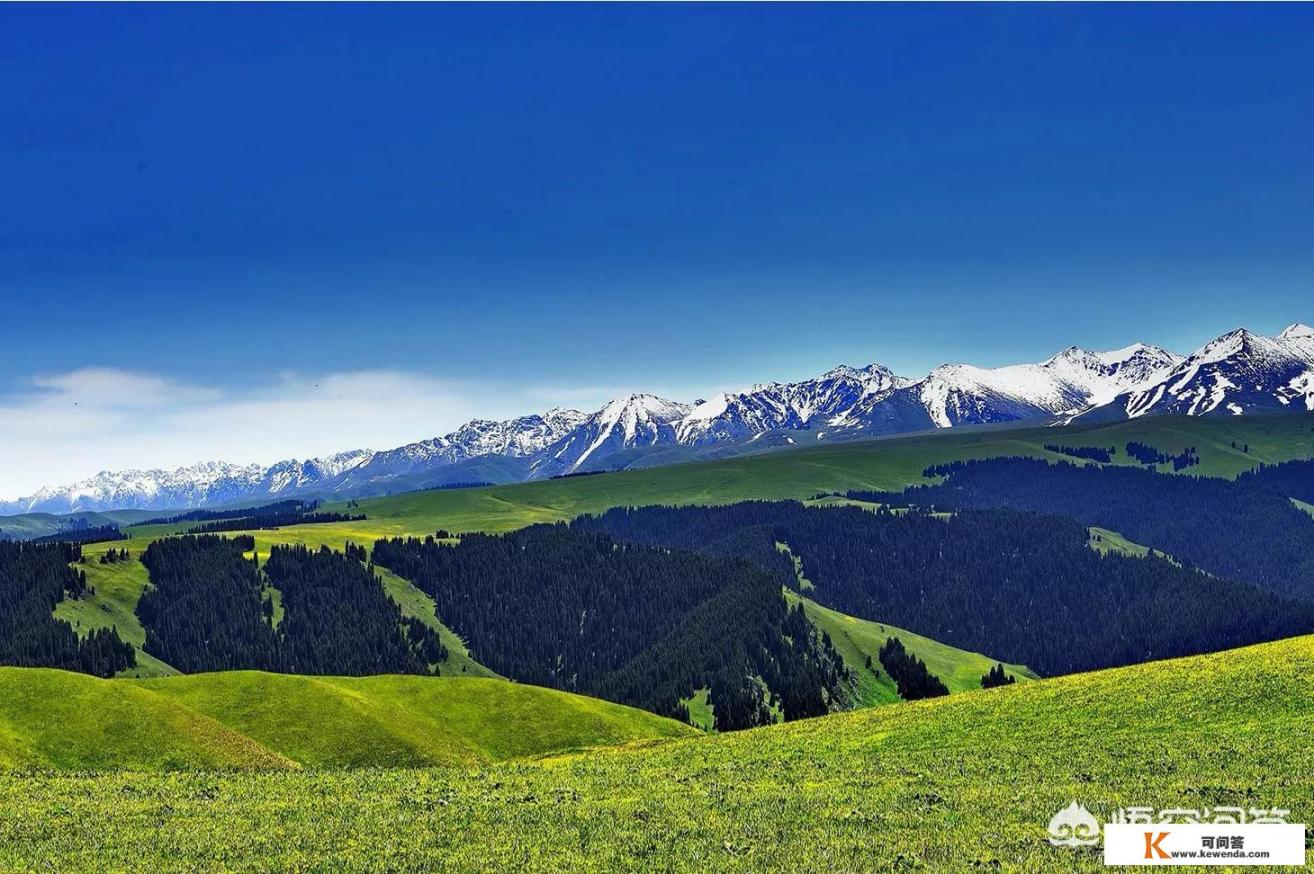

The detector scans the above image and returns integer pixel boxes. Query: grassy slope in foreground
[786,591,1036,705]
[2,636,1310,871]
[0,669,693,771]
[0,668,291,771]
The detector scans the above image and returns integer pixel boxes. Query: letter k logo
[1144,831,1171,860]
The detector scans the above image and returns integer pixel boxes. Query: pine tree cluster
[137,535,444,675]
[574,500,1314,676]
[0,541,135,677]
[373,525,848,731]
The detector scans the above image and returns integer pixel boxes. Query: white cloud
[0,367,716,501]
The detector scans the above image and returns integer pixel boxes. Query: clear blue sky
[1,4,1312,491]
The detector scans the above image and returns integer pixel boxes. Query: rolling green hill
[0,668,291,771]
[2,633,1309,870]
[0,668,693,771]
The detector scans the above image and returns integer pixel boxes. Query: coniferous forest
[137,535,443,675]
[574,501,1314,676]
[264,544,445,675]
[142,499,315,525]
[1237,458,1314,504]
[138,535,281,672]
[372,526,848,730]
[185,510,366,534]
[30,524,128,546]
[1043,444,1115,463]
[902,457,1314,598]
[878,637,949,700]
[981,663,1016,689]
[0,541,135,677]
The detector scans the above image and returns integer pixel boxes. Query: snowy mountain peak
[676,360,909,445]
[821,362,896,382]
[1096,342,1179,367]
[598,394,690,425]
[1193,327,1257,359]
[1044,345,1097,365]
[1082,325,1314,421]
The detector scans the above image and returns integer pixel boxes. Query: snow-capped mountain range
[1079,323,1314,421]
[4,324,1312,515]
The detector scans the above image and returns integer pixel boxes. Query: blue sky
[1,4,1311,493]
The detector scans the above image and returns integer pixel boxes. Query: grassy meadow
[52,552,177,678]
[0,668,692,771]
[2,633,1310,871]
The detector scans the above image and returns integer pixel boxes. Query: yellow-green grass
[0,668,291,770]
[3,635,1312,871]
[1295,498,1314,519]
[680,688,714,732]
[785,591,1036,705]
[1086,525,1152,557]
[0,668,692,772]
[135,672,694,769]
[373,565,499,679]
[52,551,177,678]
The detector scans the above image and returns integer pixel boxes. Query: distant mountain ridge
[4,323,1311,515]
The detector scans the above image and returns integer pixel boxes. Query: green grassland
[51,552,177,678]
[1086,525,1152,558]
[136,673,695,768]
[0,668,291,771]
[680,688,714,731]
[2,633,1310,871]
[0,668,692,772]
[785,591,1036,706]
